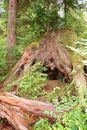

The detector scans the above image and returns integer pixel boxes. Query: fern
[9,62,47,99]
[66,37,87,56]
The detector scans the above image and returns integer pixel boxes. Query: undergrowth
[8,62,47,99]
[0,37,24,83]
[7,61,87,130]
[18,63,47,99]
[34,109,87,130]
[34,96,87,130]
[0,36,7,82]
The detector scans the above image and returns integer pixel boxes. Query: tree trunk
[7,0,18,69]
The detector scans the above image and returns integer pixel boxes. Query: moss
[56,28,77,47]
[25,42,40,50]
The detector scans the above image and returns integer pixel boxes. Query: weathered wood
[0,103,29,130]
[0,92,57,130]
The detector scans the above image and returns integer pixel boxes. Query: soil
[43,80,66,93]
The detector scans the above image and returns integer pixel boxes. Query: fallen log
[0,92,57,130]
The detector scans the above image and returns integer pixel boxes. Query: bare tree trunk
[7,0,18,69]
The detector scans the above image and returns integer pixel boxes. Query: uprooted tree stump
[1,31,73,88]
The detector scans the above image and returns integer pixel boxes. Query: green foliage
[44,85,74,101]
[64,11,86,34]
[43,110,57,119]
[35,108,87,130]
[0,18,6,36]
[0,37,8,82]
[34,118,52,130]
[57,107,87,130]
[0,37,24,83]
[17,0,86,48]
[43,96,79,119]
[17,0,61,46]
[53,96,78,113]
[45,87,61,101]
[58,0,86,33]
[0,14,9,82]
[9,62,47,99]
[66,38,87,57]
[9,45,24,62]
[34,96,87,130]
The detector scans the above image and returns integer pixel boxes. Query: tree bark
[0,92,56,130]
[7,0,18,69]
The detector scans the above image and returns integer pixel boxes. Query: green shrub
[0,37,8,82]
[10,62,47,99]
[34,118,52,130]
[34,96,87,130]
[55,107,87,130]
